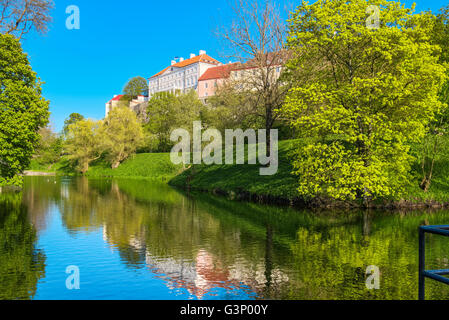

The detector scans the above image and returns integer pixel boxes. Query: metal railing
[419,225,449,300]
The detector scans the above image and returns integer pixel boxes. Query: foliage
[101,106,144,169]
[0,34,49,187]
[281,0,447,202]
[63,113,84,135]
[34,126,63,167]
[65,119,104,174]
[417,5,449,191]
[146,91,203,152]
[123,76,148,98]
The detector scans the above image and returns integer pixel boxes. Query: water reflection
[0,192,46,300]
[3,176,449,299]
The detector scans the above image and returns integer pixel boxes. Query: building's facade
[105,94,148,118]
[197,63,239,103]
[148,50,221,97]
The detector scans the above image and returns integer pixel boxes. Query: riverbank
[26,139,449,209]
[28,153,183,181]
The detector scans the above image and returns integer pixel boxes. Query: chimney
[199,50,206,55]
[171,60,176,65]
[180,57,184,62]
[190,53,196,59]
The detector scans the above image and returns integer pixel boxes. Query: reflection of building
[148,50,221,97]
[143,248,289,300]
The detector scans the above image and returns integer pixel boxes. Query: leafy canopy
[281,0,448,201]
[0,34,49,186]
[123,76,148,98]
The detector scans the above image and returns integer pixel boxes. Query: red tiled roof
[198,63,240,81]
[112,95,124,101]
[150,54,221,79]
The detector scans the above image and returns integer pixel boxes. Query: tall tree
[0,34,49,187]
[281,0,447,204]
[217,0,290,150]
[0,0,53,40]
[123,76,148,99]
[65,119,103,174]
[418,5,449,191]
[102,106,143,169]
[146,91,202,152]
[63,113,84,135]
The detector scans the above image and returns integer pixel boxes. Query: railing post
[419,227,425,300]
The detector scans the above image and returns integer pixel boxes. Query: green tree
[281,0,447,203]
[63,113,84,135]
[146,91,202,152]
[417,5,449,191]
[34,126,63,168]
[123,76,148,98]
[65,119,104,174]
[102,106,144,169]
[0,34,49,187]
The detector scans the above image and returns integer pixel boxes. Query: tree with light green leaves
[0,34,49,187]
[146,91,202,152]
[63,113,84,135]
[65,119,104,174]
[281,0,447,203]
[102,106,143,169]
[417,5,449,192]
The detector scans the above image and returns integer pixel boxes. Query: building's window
[205,83,208,89]
[205,92,208,97]
[276,67,281,73]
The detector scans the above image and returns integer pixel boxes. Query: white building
[148,50,222,97]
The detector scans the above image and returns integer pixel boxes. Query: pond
[1,176,449,300]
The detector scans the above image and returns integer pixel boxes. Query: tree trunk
[111,161,121,169]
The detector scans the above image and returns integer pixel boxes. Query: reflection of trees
[22,176,62,234]
[0,193,46,300]
[50,176,449,300]
[289,211,449,300]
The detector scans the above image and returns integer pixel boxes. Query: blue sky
[21,0,449,131]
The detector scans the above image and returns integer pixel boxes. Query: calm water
[2,176,449,300]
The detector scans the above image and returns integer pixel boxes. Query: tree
[34,126,62,167]
[123,76,148,99]
[217,0,290,150]
[0,0,53,40]
[0,34,49,187]
[63,113,84,135]
[146,91,202,152]
[102,106,143,169]
[281,0,447,203]
[65,119,103,174]
[417,5,449,191]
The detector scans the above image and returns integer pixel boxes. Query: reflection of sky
[32,206,258,300]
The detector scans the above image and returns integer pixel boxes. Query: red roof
[150,54,221,79]
[112,95,124,101]
[198,63,240,81]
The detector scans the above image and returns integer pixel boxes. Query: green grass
[86,153,183,181]
[169,140,299,200]
[28,153,183,181]
[169,138,449,205]
[28,137,449,205]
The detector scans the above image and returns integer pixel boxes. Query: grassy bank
[29,153,183,181]
[28,138,449,208]
[169,139,449,208]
